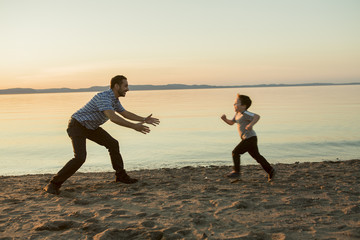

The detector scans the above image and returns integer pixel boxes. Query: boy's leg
[247,136,273,174]
[231,140,250,173]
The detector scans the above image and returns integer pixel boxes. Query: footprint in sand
[33,220,79,231]
[141,220,156,228]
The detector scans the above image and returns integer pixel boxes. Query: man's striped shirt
[72,89,125,130]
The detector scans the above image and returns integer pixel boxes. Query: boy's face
[234,98,246,112]
[234,98,242,112]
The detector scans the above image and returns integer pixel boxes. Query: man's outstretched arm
[119,110,145,122]
[120,110,160,126]
[104,110,150,134]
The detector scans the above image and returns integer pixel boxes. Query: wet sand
[1,160,359,239]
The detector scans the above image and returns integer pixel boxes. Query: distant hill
[0,82,359,95]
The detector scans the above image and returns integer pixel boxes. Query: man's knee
[107,139,119,151]
[74,152,87,164]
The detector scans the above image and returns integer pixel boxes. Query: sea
[0,85,359,176]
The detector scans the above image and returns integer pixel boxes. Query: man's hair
[111,75,127,89]
[237,94,252,109]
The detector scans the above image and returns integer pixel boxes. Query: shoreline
[0,158,354,178]
[1,160,359,239]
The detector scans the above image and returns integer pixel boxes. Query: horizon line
[0,82,359,95]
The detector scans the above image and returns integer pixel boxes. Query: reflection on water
[0,85,359,175]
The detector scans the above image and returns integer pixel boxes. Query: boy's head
[234,94,252,112]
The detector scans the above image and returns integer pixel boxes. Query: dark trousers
[51,118,124,187]
[232,136,272,174]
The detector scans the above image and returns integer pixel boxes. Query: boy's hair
[111,75,127,89]
[237,94,252,109]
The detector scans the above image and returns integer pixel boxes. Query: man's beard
[118,89,126,96]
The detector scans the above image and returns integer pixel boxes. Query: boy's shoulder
[234,111,255,121]
[243,110,255,117]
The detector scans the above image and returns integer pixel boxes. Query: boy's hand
[221,114,235,125]
[245,124,253,131]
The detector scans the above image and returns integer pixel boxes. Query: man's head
[234,94,252,112]
[111,75,129,97]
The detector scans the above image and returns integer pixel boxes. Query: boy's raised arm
[221,114,235,125]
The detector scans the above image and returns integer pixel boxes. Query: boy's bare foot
[268,168,276,182]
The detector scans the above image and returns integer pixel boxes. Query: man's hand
[144,114,160,126]
[221,114,227,120]
[134,123,150,134]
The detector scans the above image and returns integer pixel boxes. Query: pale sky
[1,0,359,89]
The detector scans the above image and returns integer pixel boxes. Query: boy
[221,94,275,182]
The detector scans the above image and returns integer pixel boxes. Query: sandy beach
[0,160,359,240]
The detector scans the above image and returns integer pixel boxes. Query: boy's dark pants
[50,118,124,188]
[232,136,272,174]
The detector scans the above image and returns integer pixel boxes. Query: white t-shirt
[232,111,257,140]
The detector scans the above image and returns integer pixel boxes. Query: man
[43,75,160,195]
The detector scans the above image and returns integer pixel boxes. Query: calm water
[0,85,359,176]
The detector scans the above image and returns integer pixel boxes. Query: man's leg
[87,127,123,171]
[247,137,273,174]
[50,136,87,188]
[87,127,137,183]
[44,119,88,194]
